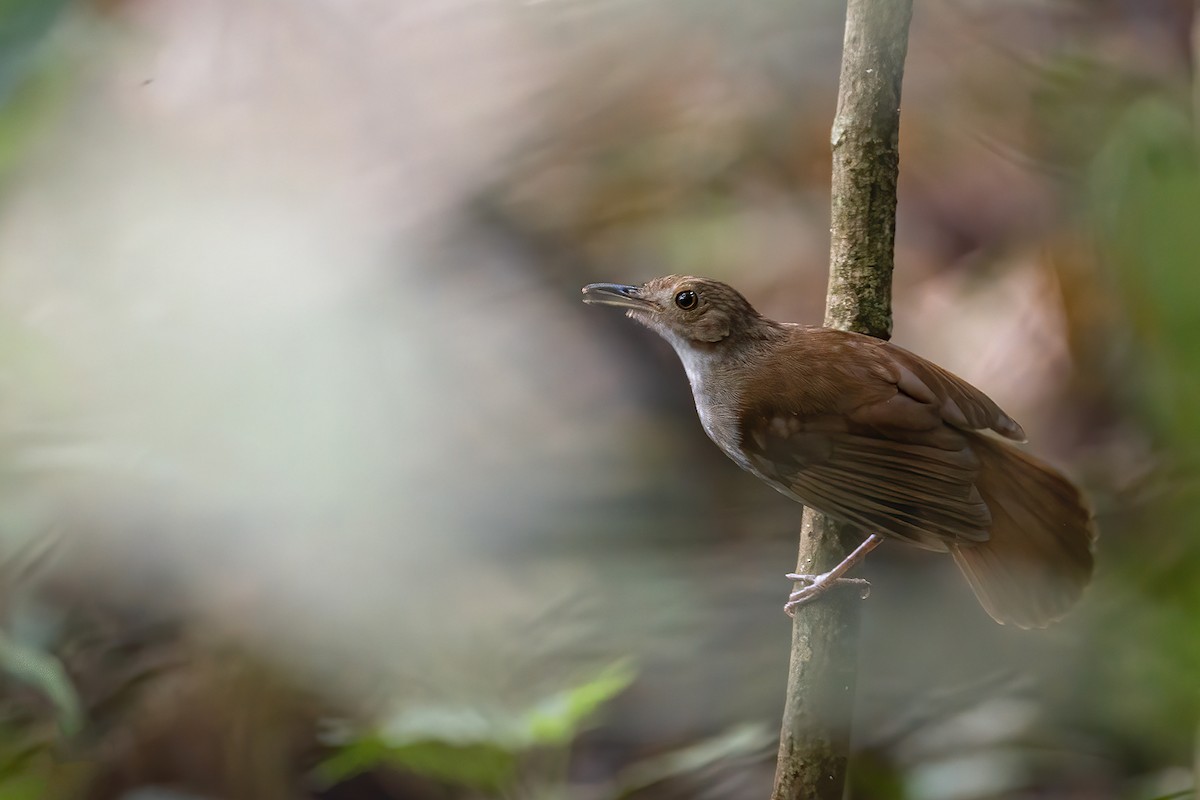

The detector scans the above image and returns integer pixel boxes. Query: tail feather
[951,433,1096,628]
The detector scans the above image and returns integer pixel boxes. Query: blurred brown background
[0,1,1196,798]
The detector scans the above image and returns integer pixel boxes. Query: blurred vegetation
[316,660,636,793]
[0,0,71,175]
[0,2,79,798]
[1074,90,1200,766]
[0,1,1199,799]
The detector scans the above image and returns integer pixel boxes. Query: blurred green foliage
[0,2,1196,799]
[0,1,80,797]
[318,659,776,798]
[0,632,81,736]
[320,738,519,794]
[317,660,636,792]
[1079,90,1200,765]
[0,0,72,175]
[0,723,74,800]
[1149,790,1196,800]
[0,0,70,95]
[0,770,47,800]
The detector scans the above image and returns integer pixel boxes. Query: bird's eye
[674,290,698,310]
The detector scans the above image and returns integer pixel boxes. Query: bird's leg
[784,533,883,616]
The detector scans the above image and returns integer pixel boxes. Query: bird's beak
[581,283,656,312]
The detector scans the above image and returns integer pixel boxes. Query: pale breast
[695,400,754,470]
[673,349,753,471]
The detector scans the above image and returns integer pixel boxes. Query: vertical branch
[825,0,911,339]
[770,1,912,799]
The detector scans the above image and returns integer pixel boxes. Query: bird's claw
[783,573,871,616]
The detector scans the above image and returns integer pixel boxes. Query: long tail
[951,434,1097,628]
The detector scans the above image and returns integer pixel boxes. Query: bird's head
[581,275,769,348]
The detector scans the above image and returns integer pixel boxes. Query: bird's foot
[783,573,871,616]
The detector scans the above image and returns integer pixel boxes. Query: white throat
[660,332,747,467]
[660,332,718,391]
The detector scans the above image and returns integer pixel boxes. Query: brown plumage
[583,275,1096,628]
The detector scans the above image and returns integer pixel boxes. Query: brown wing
[880,340,1026,442]
[737,329,1022,550]
[740,411,990,550]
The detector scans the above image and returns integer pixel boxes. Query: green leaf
[0,631,82,736]
[315,660,637,790]
[521,659,636,745]
[0,771,48,800]
[315,735,517,792]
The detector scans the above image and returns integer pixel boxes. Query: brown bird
[582,275,1096,628]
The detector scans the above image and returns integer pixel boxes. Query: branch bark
[770,1,912,798]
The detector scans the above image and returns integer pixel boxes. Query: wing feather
[882,342,1026,441]
[742,423,991,550]
[731,327,1027,550]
